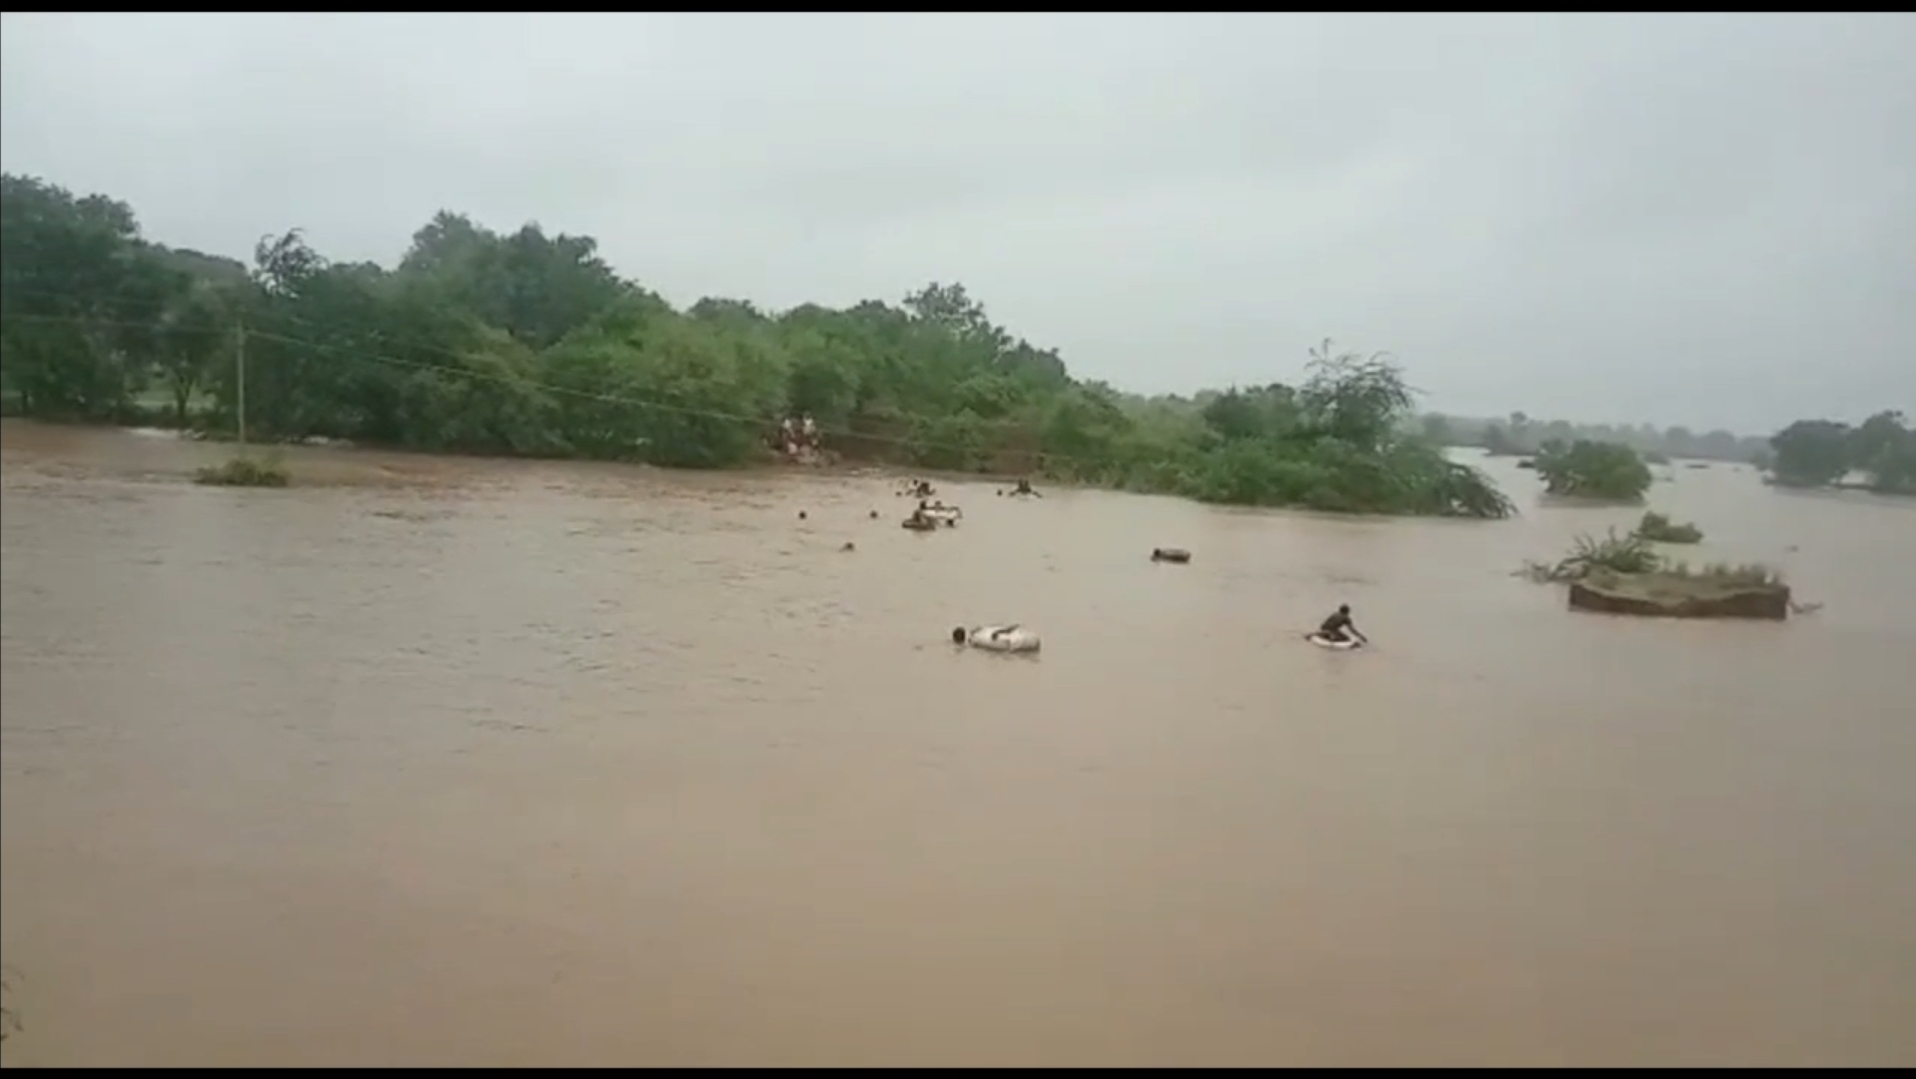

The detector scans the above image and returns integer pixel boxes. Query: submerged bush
[1519,529,1662,582]
[1533,439,1654,502]
[1634,510,1704,544]
[194,454,290,487]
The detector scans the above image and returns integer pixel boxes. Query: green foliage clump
[1520,529,1661,582]
[1634,510,1703,544]
[1,174,1515,519]
[1532,439,1653,502]
[194,454,290,487]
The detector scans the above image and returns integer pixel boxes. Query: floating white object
[1305,633,1362,651]
[962,625,1042,654]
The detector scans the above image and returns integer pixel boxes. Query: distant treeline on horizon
[1412,412,1767,464]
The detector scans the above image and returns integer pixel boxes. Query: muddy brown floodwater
[2,418,1914,1066]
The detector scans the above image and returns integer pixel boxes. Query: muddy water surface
[3,419,1913,1066]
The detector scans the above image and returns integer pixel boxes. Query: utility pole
[235,318,247,450]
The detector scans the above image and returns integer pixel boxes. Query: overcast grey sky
[3,13,1911,432]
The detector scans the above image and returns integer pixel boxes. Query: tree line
[1422,405,1912,497]
[1765,413,1915,494]
[1420,412,1770,466]
[0,171,1523,517]
[1480,412,1916,498]
[1450,411,1913,499]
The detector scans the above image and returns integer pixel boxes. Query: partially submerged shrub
[1520,530,1785,591]
[1519,528,1661,582]
[1634,510,1704,544]
[1533,439,1654,501]
[194,454,290,488]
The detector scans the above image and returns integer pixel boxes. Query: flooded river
[3,418,1913,1066]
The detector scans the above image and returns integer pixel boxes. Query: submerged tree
[1769,419,1854,487]
[1763,412,1914,495]
[1533,439,1653,502]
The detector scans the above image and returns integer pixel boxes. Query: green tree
[1769,419,1853,487]
[1845,410,1913,493]
[1533,439,1653,501]
[0,174,168,418]
[1480,423,1516,455]
[154,286,229,425]
[1201,388,1269,442]
[1297,339,1412,449]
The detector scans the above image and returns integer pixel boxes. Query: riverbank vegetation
[1435,411,1768,464]
[1532,439,1654,502]
[1634,510,1703,544]
[0,172,1514,519]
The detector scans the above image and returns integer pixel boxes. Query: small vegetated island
[0,173,1521,517]
[1531,439,1655,503]
[1522,531,1791,621]
[193,454,289,488]
[1633,510,1703,544]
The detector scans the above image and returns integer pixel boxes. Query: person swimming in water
[952,624,1021,645]
[1315,604,1367,645]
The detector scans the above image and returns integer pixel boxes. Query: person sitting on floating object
[951,623,1041,653]
[1007,478,1040,497]
[1315,604,1368,645]
[951,624,1029,645]
[953,624,1017,645]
